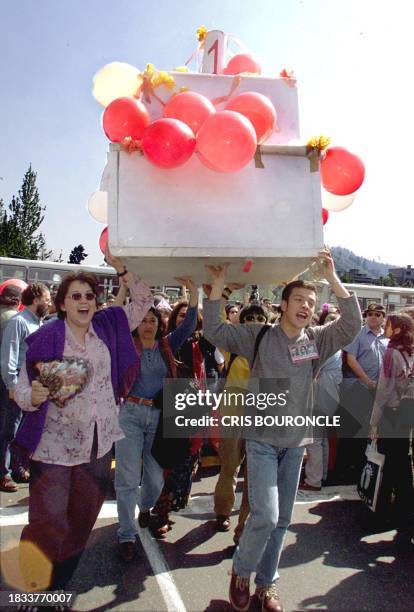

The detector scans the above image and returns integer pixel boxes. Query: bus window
[0,264,27,282]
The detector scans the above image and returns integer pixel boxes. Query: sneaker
[0,475,18,492]
[138,510,151,528]
[216,515,231,532]
[119,541,136,562]
[298,481,321,492]
[229,571,250,611]
[255,584,284,612]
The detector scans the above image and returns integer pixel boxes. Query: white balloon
[88,191,108,224]
[99,164,111,192]
[92,62,142,107]
[321,188,356,212]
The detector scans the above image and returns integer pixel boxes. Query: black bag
[150,389,191,469]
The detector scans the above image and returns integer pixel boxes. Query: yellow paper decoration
[306,135,331,151]
[197,25,207,42]
[141,63,175,90]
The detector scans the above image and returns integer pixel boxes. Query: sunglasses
[245,315,267,323]
[367,312,383,318]
[67,291,96,302]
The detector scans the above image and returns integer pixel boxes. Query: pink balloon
[0,278,28,294]
[196,111,257,173]
[99,227,108,254]
[142,119,196,169]
[102,97,150,142]
[225,92,276,144]
[163,91,215,135]
[320,146,365,196]
[222,54,262,75]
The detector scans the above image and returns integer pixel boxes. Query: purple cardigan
[15,307,139,453]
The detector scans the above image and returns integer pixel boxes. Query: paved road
[1,468,413,611]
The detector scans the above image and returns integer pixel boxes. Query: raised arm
[105,249,153,331]
[310,249,362,365]
[168,278,199,353]
[202,265,257,362]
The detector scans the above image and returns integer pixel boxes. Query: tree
[340,272,352,283]
[0,165,51,259]
[383,273,398,287]
[68,244,88,265]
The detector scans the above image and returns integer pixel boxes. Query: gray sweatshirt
[203,294,362,447]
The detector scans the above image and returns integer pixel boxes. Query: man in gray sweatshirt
[203,249,361,612]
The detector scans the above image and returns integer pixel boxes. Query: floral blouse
[15,278,153,465]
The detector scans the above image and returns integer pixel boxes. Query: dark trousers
[0,378,24,478]
[377,437,414,529]
[334,381,375,482]
[19,436,111,591]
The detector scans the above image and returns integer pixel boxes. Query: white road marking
[0,485,359,527]
[0,501,187,612]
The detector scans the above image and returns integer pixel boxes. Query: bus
[319,281,414,312]
[270,280,414,313]
[0,257,182,302]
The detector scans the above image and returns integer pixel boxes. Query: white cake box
[103,69,323,285]
[106,143,323,285]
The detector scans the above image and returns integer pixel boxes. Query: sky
[0,0,413,267]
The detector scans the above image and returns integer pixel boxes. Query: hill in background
[331,246,397,278]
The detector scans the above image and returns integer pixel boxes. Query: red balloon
[142,119,196,169]
[322,208,329,225]
[225,92,276,144]
[102,97,150,142]
[196,111,257,173]
[99,226,108,254]
[222,53,262,75]
[0,278,28,294]
[163,91,215,136]
[320,146,365,196]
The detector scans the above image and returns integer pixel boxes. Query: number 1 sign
[201,30,228,74]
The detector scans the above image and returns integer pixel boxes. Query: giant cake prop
[90,28,365,283]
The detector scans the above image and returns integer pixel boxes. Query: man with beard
[0,283,50,489]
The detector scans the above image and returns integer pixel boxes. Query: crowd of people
[0,248,413,612]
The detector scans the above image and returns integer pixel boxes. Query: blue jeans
[233,440,304,586]
[115,402,164,543]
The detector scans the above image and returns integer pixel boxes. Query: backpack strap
[252,324,271,367]
[225,353,238,378]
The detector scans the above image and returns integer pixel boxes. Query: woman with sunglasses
[13,252,153,594]
[369,313,414,549]
[115,278,199,558]
[214,303,269,543]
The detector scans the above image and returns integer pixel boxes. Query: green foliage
[68,244,88,265]
[0,166,51,260]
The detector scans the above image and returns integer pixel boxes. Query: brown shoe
[0,476,18,492]
[229,571,250,611]
[119,541,136,562]
[255,584,284,612]
[216,515,231,532]
[138,510,151,528]
[298,481,321,492]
